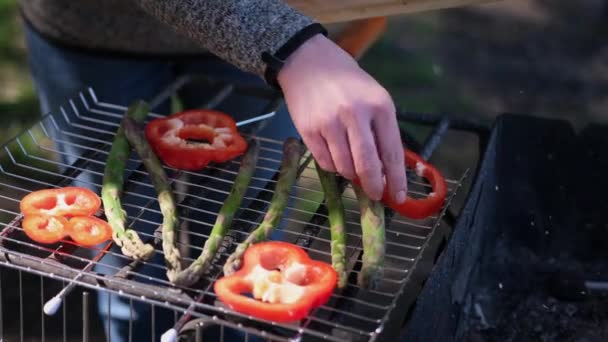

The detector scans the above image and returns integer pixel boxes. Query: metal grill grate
[0,80,466,341]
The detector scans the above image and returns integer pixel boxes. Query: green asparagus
[172,140,260,286]
[122,115,182,281]
[353,184,385,289]
[102,101,155,260]
[223,138,303,275]
[315,162,348,288]
[170,94,184,113]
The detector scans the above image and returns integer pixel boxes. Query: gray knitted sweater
[18,0,314,76]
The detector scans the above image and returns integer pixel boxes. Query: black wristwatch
[261,23,328,90]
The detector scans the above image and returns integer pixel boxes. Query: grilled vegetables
[144,109,248,171]
[215,241,337,322]
[123,112,182,281]
[172,139,260,287]
[22,215,69,244]
[314,163,348,289]
[381,149,447,219]
[223,138,303,275]
[20,187,111,246]
[17,97,447,294]
[20,187,100,218]
[353,184,385,289]
[102,101,155,260]
[66,216,112,246]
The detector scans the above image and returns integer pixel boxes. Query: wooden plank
[333,17,387,59]
[286,0,498,23]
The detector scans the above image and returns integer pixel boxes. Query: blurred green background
[0,0,39,143]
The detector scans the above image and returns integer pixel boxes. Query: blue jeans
[24,23,298,342]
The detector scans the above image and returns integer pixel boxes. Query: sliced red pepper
[20,187,101,218]
[67,216,112,246]
[384,149,447,219]
[22,215,69,244]
[145,109,248,170]
[214,241,337,323]
[353,149,447,219]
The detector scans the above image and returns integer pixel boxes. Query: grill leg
[195,323,202,342]
[82,292,89,342]
[0,270,3,340]
[19,270,23,342]
[63,281,67,342]
[41,277,45,342]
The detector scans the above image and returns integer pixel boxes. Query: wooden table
[287,0,497,23]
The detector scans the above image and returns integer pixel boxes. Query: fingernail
[395,190,406,204]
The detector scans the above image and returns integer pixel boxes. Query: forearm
[134,0,314,76]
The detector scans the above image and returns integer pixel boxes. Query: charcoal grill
[0,75,469,341]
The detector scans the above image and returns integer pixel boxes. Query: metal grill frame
[0,76,467,342]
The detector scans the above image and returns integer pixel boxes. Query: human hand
[277,34,407,203]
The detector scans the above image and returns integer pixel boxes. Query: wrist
[261,23,328,90]
[277,34,327,86]
[277,35,360,90]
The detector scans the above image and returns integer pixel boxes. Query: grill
[0,75,467,341]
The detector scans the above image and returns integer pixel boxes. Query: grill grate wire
[0,81,465,341]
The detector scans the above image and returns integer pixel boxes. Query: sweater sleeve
[134,0,315,76]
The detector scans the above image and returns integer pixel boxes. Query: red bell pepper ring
[67,216,113,246]
[20,187,101,218]
[214,241,337,323]
[22,215,112,246]
[353,149,447,219]
[384,149,447,219]
[145,109,248,170]
[22,215,69,244]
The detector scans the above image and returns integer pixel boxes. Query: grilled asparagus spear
[102,101,155,260]
[315,162,348,288]
[223,138,303,275]
[122,114,182,281]
[353,184,385,289]
[172,140,260,286]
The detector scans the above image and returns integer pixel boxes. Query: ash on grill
[465,252,608,341]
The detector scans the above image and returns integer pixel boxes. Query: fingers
[347,119,384,200]
[322,124,356,180]
[373,111,407,204]
[303,133,336,173]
